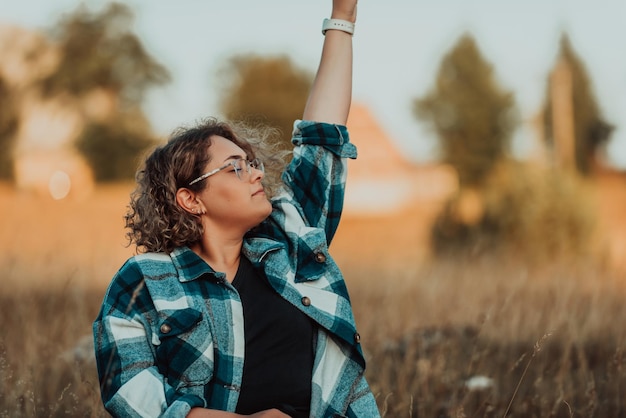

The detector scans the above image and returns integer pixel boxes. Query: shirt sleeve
[93,259,205,417]
[279,120,357,244]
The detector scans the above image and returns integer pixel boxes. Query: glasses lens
[250,158,264,173]
[230,158,263,181]
[233,159,245,180]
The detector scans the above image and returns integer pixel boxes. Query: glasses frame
[188,158,264,186]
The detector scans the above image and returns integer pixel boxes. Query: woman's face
[196,135,272,232]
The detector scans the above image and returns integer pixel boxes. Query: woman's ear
[176,188,201,215]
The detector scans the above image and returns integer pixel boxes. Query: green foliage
[541,34,614,175]
[75,111,157,182]
[36,2,171,183]
[41,2,170,106]
[0,78,18,180]
[414,34,518,187]
[217,54,312,151]
[431,161,598,264]
[412,34,585,261]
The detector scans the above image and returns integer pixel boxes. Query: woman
[93,0,380,416]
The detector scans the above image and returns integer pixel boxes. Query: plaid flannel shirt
[93,120,381,417]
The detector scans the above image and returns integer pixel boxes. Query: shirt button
[314,252,326,263]
[160,324,172,334]
[301,296,311,306]
[354,332,361,344]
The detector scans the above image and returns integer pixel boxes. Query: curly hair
[125,118,288,254]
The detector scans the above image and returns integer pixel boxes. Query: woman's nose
[250,166,264,181]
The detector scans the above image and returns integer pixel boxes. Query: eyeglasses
[188,158,264,186]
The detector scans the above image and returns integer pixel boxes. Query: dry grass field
[1,173,625,417]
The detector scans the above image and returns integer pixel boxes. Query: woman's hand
[332,0,358,23]
[249,409,291,418]
[187,408,290,418]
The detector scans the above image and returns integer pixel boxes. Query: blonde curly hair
[125,118,288,253]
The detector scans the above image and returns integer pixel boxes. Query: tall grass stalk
[502,332,553,417]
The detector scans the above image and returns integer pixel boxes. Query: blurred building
[345,103,457,215]
[0,23,95,199]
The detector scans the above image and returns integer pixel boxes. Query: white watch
[321,18,355,36]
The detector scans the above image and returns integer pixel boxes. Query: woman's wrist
[331,15,356,23]
[330,1,357,23]
[331,11,356,23]
[322,18,355,36]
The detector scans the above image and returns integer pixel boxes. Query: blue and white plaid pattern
[93,120,381,417]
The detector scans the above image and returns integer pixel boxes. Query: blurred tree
[413,33,518,187]
[0,78,18,180]
[217,54,312,151]
[38,2,170,182]
[76,109,155,181]
[416,34,596,264]
[541,34,613,175]
[430,161,597,264]
[41,2,170,107]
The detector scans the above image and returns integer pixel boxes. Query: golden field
[1,176,626,417]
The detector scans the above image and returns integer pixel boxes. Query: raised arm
[302,0,357,125]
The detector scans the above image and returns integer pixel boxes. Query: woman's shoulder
[103,252,180,308]
[111,252,175,284]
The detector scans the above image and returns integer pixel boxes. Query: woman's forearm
[303,2,357,125]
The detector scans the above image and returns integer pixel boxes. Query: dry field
[1,175,626,417]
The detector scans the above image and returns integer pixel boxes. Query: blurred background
[1,1,625,417]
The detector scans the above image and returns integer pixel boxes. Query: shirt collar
[170,246,223,283]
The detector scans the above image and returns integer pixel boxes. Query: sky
[1,0,626,168]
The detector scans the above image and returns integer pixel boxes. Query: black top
[232,257,314,418]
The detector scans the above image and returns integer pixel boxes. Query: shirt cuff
[161,397,205,418]
[292,120,357,159]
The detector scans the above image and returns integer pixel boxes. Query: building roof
[346,102,416,180]
[344,102,457,214]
